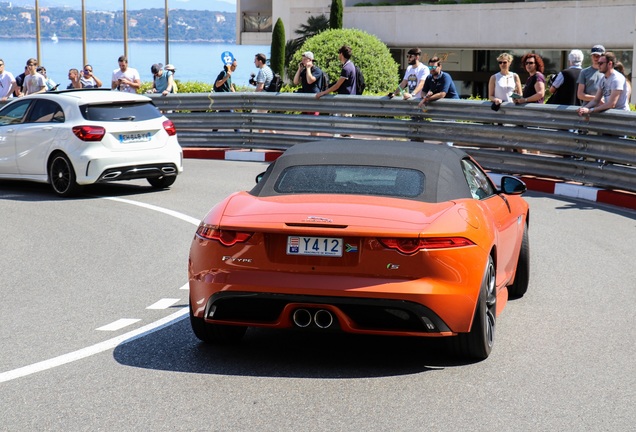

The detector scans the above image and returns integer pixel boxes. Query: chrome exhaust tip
[162,166,177,174]
[292,309,312,328]
[314,309,334,329]
[102,171,122,179]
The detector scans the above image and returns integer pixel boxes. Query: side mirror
[255,172,265,184]
[500,176,526,195]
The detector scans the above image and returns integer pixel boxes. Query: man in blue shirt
[316,45,356,98]
[418,57,459,107]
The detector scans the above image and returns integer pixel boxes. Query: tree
[329,0,343,30]
[288,28,399,95]
[270,18,286,77]
[285,14,329,79]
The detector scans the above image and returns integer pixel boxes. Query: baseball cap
[302,51,314,60]
[150,63,163,74]
[590,45,605,55]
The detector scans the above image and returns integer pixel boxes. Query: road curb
[488,173,636,211]
[183,147,636,212]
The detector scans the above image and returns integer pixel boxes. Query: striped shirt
[256,65,273,90]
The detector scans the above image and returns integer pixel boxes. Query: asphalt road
[1,158,635,431]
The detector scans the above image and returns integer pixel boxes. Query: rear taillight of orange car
[163,119,177,136]
[72,125,106,141]
[379,237,475,254]
[196,224,253,246]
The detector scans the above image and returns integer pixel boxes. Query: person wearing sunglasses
[417,57,459,107]
[488,52,522,108]
[577,51,630,116]
[391,47,428,100]
[80,65,102,88]
[514,53,545,104]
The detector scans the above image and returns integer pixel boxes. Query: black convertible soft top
[251,140,475,203]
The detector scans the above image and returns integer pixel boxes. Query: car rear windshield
[79,102,163,122]
[274,165,425,198]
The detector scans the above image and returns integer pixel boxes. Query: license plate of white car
[119,132,152,143]
[287,236,343,257]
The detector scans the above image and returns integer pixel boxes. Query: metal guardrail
[161,93,631,194]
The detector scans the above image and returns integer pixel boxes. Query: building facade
[236,0,636,101]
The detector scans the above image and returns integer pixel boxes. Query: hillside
[0,6,236,42]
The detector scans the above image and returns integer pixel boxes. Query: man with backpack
[315,44,357,99]
[253,53,273,93]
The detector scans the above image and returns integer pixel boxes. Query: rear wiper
[113,116,136,121]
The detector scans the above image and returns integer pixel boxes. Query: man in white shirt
[0,59,17,100]
[577,51,629,116]
[111,55,141,93]
[392,47,429,100]
[23,58,46,95]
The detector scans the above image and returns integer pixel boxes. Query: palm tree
[285,15,329,79]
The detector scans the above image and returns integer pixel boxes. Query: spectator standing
[111,55,141,93]
[417,56,460,107]
[150,63,175,95]
[514,53,545,104]
[253,53,273,92]
[577,45,605,105]
[23,58,46,95]
[548,49,583,105]
[214,59,238,93]
[66,68,81,89]
[14,66,26,97]
[488,52,522,107]
[577,52,630,116]
[0,59,17,100]
[164,64,178,93]
[316,45,357,98]
[36,66,57,91]
[393,47,428,100]
[293,51,323,94]
[293,51,323,135]
[212,59,238,132]
[80,64,102,88]
[614,62,631,102]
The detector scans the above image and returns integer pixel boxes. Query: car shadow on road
[0,179,169,202]
[113,318,479,379]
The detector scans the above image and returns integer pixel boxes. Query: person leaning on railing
[577,52,630,116]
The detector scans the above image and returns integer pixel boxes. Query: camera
[248,72,256,86]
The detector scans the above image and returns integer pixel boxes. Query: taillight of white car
[163,119,177,136]
[72,125,106,142]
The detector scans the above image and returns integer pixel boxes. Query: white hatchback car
[0,89,183,196]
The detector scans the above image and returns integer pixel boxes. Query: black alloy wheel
[49,153,81,197]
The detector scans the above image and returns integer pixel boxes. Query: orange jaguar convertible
[188,140,530,359]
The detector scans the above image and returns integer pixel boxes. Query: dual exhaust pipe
[292,308,335,329]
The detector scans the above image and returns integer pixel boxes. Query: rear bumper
[202,291,453,336]
[96,162,179,182]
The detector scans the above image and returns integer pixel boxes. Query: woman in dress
[515,53,546,104]
[488,52,522,108]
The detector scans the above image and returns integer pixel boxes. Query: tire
[49,153,81,197]
[189,302,246,345]
[508,224,530,299]
[451,256,496,360]
[147,175,177,189]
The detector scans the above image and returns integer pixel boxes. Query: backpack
[355,66,365,95]
[319,70,329,92]
[266,73,283,92]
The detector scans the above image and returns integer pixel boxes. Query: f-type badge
[302,216,333,223]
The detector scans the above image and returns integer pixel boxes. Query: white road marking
[146,298,181,310]
[96,318,142,331]
[180,282,189,290]
[0,307,188,383]
[103,196,201,226]
[0,198,200,383]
